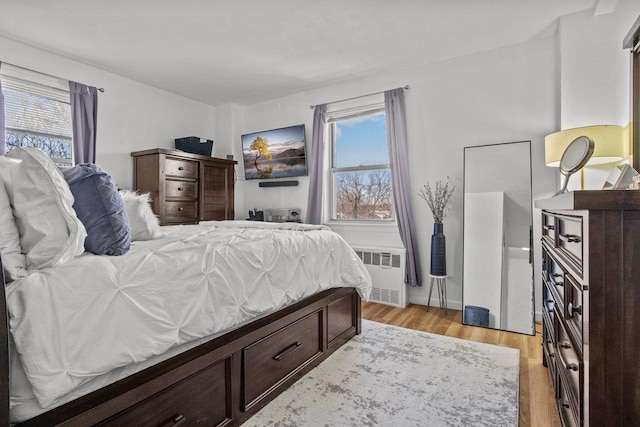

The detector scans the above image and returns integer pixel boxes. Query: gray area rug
[242,319,519,427]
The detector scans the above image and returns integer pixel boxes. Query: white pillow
[3,147,87,270]
[0,158,28,281]
[119,191,163,241]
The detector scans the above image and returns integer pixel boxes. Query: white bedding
[6,221,372,411]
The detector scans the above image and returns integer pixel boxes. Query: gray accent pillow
[63,164,131,255]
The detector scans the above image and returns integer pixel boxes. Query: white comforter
[6,221,372,408]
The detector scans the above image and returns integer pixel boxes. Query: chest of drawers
[536,191,640,427]
[132,148,236,225]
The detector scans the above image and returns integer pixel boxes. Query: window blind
[0,63,72,140]
[3,86,72,139]
[326,93,384,123]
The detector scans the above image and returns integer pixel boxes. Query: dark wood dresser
[535,191,640,427]
[131,148,236,225]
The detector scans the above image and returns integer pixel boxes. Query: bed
[0,148,372,426]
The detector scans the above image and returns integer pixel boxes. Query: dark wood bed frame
[0,256,362,426]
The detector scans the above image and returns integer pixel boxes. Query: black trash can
[463,305,489,327]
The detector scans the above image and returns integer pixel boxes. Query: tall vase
[430,223,447,276]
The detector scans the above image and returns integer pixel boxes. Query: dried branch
[418,178,455,224]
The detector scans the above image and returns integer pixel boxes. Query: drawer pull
[161,414,186,427]
[569,303,582,316]
[177,187,184,191]
[544,224,555,230]
[559,234,581,243]
[560,342,572,349]
[178,207,184,212]
[567,363,579,371]
[551,273,563,278]
[178,166,184,171]
[562,401,571,409]
[273,341,302,361]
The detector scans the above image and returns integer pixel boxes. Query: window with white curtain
[0,64,72,166]
[328,96,393,221]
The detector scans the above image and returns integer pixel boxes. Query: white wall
[0,36,217,190]
[557,0,640,191]
[214,103,244,214]
[559,0,640,129]
[233,37,559,310]
[230,97,314,221]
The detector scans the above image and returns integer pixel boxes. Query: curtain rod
[1,61,104,92]
[309,85,409,109]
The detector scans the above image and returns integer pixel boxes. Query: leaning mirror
[462,141,534,335]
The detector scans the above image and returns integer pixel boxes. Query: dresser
[131,148,236,225]
[535,191,640,427]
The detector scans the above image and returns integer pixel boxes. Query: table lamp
[545,125,625,167]
[545,125,626,190]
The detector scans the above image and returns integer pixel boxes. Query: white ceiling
[0,0,597,106]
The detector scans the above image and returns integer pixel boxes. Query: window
[329,104,392,221]
[1,64,72,166]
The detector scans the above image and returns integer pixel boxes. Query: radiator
[352,247,407,308]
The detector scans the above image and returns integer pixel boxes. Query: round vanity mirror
[557,135,595,194]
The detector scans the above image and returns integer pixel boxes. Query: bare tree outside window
[5,131,72,166]
[335,170,392,219]
[331,108,393,221]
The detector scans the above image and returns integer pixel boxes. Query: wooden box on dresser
[131,148,236,225]
[535,191,640,427]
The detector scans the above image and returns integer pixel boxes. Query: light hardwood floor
[361,302,561,427]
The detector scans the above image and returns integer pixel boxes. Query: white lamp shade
[545,125,625,167]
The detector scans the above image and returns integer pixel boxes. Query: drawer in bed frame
[242,310,323,410]
[4,287,361,427]
[96,358,232,427]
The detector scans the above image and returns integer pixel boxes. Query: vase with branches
[418,179,455,276]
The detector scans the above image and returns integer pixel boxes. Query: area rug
[242,319,519,427]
